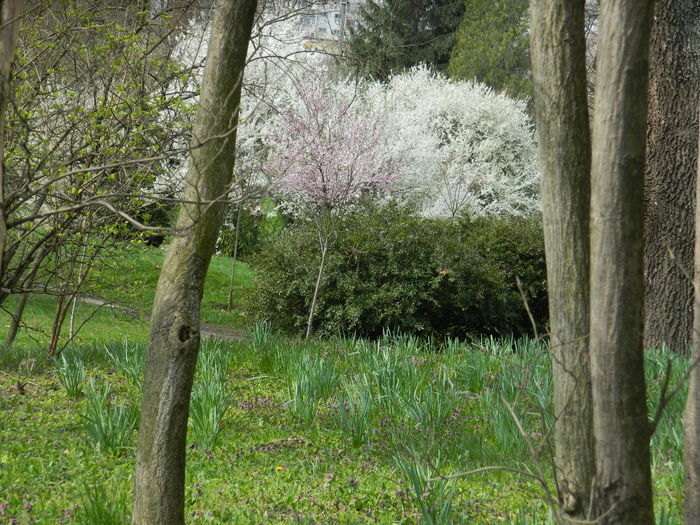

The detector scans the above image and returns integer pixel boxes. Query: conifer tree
[347,0,464,80]
[448,0,530,99]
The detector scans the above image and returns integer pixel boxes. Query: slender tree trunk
[48,295,69,357]
[306,234,329,340]
[683,100,700,524]
[69,242,89,338]
[529,1,594,520]
[5,292,28,347]
[589,1,655,523]
[226,202,243,312]
[132,1,257,523]
[0,1,23,288]
[643,0,700,354]
[5,242,49,348]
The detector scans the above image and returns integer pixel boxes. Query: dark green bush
[247,205,547,338]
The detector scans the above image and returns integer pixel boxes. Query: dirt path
[78,295,250,342]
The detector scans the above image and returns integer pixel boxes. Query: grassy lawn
[87,244,255,325]
[0,244,254,350]
[0,333,685,524]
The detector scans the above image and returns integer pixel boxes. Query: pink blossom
[264,79,402,216]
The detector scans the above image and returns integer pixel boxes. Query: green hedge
[247,205,547,338]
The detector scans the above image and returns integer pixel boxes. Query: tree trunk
[0,1,23,286]
[5,292,28,347]
[683,98,700,524]
[5,242,48,348]
[589,1,655,523]
[132,0,257,523]
[529,1,594,520]
[643,0,700,354]
[305,233,329,340]
[226,202,243,312]
[48,294,69,357]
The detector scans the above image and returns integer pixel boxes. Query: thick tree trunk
[589,1,655,523]
[643,0,700,354]
[683,100,700,525]
[132,1,257,523]
[0,1,23,288]
[529,1,594,521]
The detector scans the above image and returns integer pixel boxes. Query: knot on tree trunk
[178,324,192,343]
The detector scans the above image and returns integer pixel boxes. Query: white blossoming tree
[364,66,539,218]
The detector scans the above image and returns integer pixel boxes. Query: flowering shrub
[364,66,539,218]
[264,79,401,216]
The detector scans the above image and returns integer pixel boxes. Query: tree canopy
[448,0,530,99]
[347,0,465,80]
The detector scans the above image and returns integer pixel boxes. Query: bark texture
[644,0,700,354]
[0,0,23,287]
[131,0,257,523]
[529,1,594,520]
[589,0,655,523]
[684,99,700,525]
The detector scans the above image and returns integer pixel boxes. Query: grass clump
[394,452,456,525]
[78,482,129,525]
[54,353,85,398]
[189,340,233,450]
[83,380,138,455]
[105,340,145,389]
[189,380,230,450]
[334,375,375,447]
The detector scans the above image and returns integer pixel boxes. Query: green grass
[87,244,255,325]
[0,335,685,524]
[0,293,150,350]
[0,244,254,350]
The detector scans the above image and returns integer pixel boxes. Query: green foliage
[189,380,230,450]
[217,199,285,259]
[0,336,683,523]
[189,341,233,450]
[334,375,375,447]
[249,205,547,338]
[448,0,531,99]
[78,482,130,525]
[347,0,465,80]
[82,380,138,455]
[54,353,85,398]
[288,354,340,424]
[104,340,145,389]
[394,452,456,525]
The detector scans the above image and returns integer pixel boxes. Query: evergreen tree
[448,0,530,99]
[347,0,464,80]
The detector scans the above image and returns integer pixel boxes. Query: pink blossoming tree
[265,79,401,338]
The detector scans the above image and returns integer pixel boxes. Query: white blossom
[363,66,539,218]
